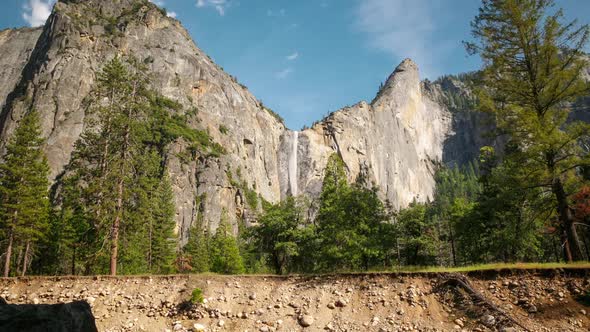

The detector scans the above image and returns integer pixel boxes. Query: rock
[249,293,257,300]
[500,328,518,332]
[335,299,347,307]
[173,323,183,331]
[0,0,496,239]
[327,302,336,309]
[481,314,496,327]
[527,305,538,313]
[299,315,314,327]
[0,300,98,332]
[259,326,270,332]
[193,323,206,331]
[454,319,464,327]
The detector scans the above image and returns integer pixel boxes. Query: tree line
[1,0,590,276]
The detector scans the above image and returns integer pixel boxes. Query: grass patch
[388,262,590,273]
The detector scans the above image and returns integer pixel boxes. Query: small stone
[327,302,336,309]
[581,309,587,315]
[299,315,314,327]
[335,298,347,307]
[218,320,225,327]
[454,319,464,327]
[249,293,257,300]
[259,326,270,332]
[527,304,538,313]
[500,328,518,332]
[482,314,496,327]
[193,323,205,331]
[173,323,183,331]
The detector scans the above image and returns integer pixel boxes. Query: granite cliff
[0,0,497,240]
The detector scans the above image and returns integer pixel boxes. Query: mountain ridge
[0,0,496,240]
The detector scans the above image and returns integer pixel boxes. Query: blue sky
[1,1,589,130]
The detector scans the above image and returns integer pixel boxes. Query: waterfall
[289,131,299,196]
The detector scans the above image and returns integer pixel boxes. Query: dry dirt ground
[1,269,589,332]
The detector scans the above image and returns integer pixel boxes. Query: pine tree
[149,174,177,274]
[62,57,180,275]
[0,110,50,277]
[466,0,590,261]
[184,216,210,273]
[210,210,244,274]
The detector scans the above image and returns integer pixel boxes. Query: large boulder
[0,299,98,332]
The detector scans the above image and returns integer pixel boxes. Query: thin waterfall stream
[289,131,299,196]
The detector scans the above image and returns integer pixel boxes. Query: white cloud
[355,0,448,78]
[275,67,294,79]
[286,52,299,61]
[196,0,229,16]
[167,11,177,18]
[149,0,165,6]
[22,0,55,27]
[267,8,286,17]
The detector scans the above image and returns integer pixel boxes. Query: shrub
[190,288,204,304]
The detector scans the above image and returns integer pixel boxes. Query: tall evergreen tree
[184,216,211,273]
[467,0,590,261]
[245,196,311,274]
[314,154,393,271]
[0,110,50,277]
[61,57,184,275]
[209,210,244,274]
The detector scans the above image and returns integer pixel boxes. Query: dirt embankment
[1,270,589,332]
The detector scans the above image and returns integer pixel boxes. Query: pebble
[481,314,495,327]
[299,315,314,327]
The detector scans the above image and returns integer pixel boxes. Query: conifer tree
[0,110,50,277]
[148,174,177,274]
[467,0,590,261]
[63,57,179,275]
[210,210,244,274]
[184,216,211,273]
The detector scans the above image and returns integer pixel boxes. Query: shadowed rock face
[0,299,98,332]
[0,0,510,236]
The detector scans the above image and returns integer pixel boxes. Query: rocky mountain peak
[0,0,497,237]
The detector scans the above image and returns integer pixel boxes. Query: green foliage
[54,57,181,275]
[209,210,245,274]
[183,215,211,273]
[395,203,439,266]
[243,153,395,273]
[219,125,229,135]
[466,0,590,261]
[190,288,204,304]
[0,110,50,276]
[244,196,313,274]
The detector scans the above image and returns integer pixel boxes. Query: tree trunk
[21,241,30,277]
[110,177,124,276]
[3,230,13,277]
[71,246,76,275]
[449,224,457,267]
[15,246,23,276]
[553,178,584,261]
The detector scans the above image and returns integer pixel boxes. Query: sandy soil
[1,269,589,332]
